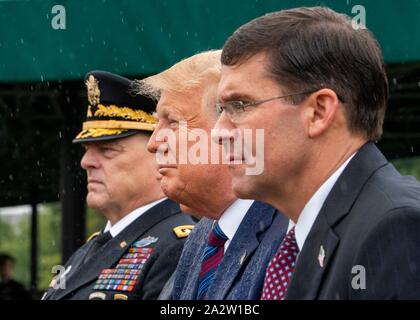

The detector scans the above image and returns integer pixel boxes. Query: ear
[305,89,340,138]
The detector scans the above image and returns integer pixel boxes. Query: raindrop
[8,174,13,181]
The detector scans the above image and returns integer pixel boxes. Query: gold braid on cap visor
[75,104,156,139]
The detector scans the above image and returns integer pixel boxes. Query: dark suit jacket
[172,201,288,300]
[286,142,420,299]
[43,199,195,300]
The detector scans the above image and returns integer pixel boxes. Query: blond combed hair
[135,50,222,100]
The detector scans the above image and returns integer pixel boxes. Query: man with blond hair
[137,50,288,300]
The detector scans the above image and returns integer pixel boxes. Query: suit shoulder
[180,218,213,248]
[364,163,420,211]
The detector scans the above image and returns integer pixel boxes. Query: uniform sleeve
[350,207,420,299]
[137,239,185,300]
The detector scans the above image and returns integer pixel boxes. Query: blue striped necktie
[197,222,228,299]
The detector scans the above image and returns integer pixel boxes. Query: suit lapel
[54,199,180,299]
[44,242,93,300]
[207,202,278,299]
[178,218,213,300]
[286,142,388,299]
[286,213,339,299]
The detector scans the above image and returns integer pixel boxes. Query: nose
[211,112,236,145]
[147,126,160,154]
[80,146,100,170]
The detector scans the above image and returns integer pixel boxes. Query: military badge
[133,236,159,248]
[92,239,156,293]
[89,292,106,300]
[85,74,100,106]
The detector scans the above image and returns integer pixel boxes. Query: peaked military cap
[73,70,156,143]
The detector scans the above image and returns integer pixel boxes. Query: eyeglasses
[216,89,344,122]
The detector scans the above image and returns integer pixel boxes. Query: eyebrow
[99,141,121,148]
[219,92,256,103]
[156,105,170,118]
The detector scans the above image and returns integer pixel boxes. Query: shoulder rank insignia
[86,74,100,106]
[87,231,101,243]
[173,225,194,238]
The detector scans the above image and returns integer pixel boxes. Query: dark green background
[1,0,420,82]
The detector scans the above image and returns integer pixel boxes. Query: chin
[86,194,105,211]
[231,175,257,200]
[160,177,185,204]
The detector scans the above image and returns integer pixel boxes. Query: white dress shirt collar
[288,153,356,251]
[104,197,167,238]
[218,199,254,251]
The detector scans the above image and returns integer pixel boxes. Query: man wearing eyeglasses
[213,7,420,299]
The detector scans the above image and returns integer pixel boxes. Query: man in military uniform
[42,71,195,300]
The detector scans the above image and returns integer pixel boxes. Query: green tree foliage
[392,156,420,180]
[0,202,105,291]
[0,212,31,288]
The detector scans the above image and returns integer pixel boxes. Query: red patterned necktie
[261,226,299,300]
[197,222,228,299]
